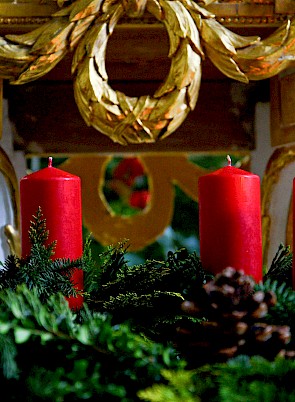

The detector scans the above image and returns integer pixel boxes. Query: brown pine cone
[176,267,293,367]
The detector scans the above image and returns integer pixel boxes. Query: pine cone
[176,267,293,367]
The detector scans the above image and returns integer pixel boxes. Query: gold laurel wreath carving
[1,0,295,144]
[71,0,203,144]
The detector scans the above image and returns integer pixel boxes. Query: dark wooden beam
[6,79,269,155]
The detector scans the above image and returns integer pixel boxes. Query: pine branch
[83,245,210,341]
[256,279,295,347]
[0,285,184,400]
[83,241,128,297]
[28,206,56,255]
[103,291,184,316]
[85,246,209,304]
[0,254,21,290]
[264,243,292,286]
[0,208,91,302]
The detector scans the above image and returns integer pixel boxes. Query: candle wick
[226,155,232,166]
[48,157,53,168]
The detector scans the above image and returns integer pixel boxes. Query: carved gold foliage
[234,20,295,80]
[72,0,203,144]
[0,0,295,144]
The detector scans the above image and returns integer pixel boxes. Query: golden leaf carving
[180,0,215,18]
[146,0,164,20]
[154,39,200,96]
[30,19,72,54]
[200,19,259,55]
[235,20,295,80]
[71,0,202,144]
[69,15,96,49]
[6,24,50,46]
[205,44,249,83]
[160,1,197,43]
[69,0,103,20]
[192,15,259,83]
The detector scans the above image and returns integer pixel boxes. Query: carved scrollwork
[0,147,20,257]
[60,154,206,250]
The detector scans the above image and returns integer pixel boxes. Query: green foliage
[138,370,200,402]
[216,355,295,402]
[264,243,292,286]
[0,207,84,302]
[84,245,211,341]
[138,356,295,402]
[0,209,294,401]
[85,245,210,301]
[256,279,295,346]
[28,206,54,248]
[0,210,188,400]
[0,285,185,400]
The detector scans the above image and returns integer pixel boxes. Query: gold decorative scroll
[0,147,20,256]
[1,0,295,144]
[261,146,295,267]
[60,154,207,250]
[0,79,2,140]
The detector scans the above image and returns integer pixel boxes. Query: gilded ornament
[0,147,20,256]
[261,146,295,266]
[61,154,207,250]
[4,224,21,257]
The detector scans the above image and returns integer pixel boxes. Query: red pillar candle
[198,156,262,282]
[20,157,84,310]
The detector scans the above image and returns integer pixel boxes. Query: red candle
[198,156,262,282]
[20,157,84,310]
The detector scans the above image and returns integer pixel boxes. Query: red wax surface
[198,164,262,282]
[20,158,83,310]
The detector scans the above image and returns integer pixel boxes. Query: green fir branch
[256,278,295,345]
[28,206,56,256]
[84,245,209,313]
[0,285,184,400]
[83,241,128,298]
[264,243,292,286]
[0,211,294,400]
[83,245,210,341]
[0,254,21,290]
[138,356,295,402]
[0,208,92,302]
[100,248,209,299]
